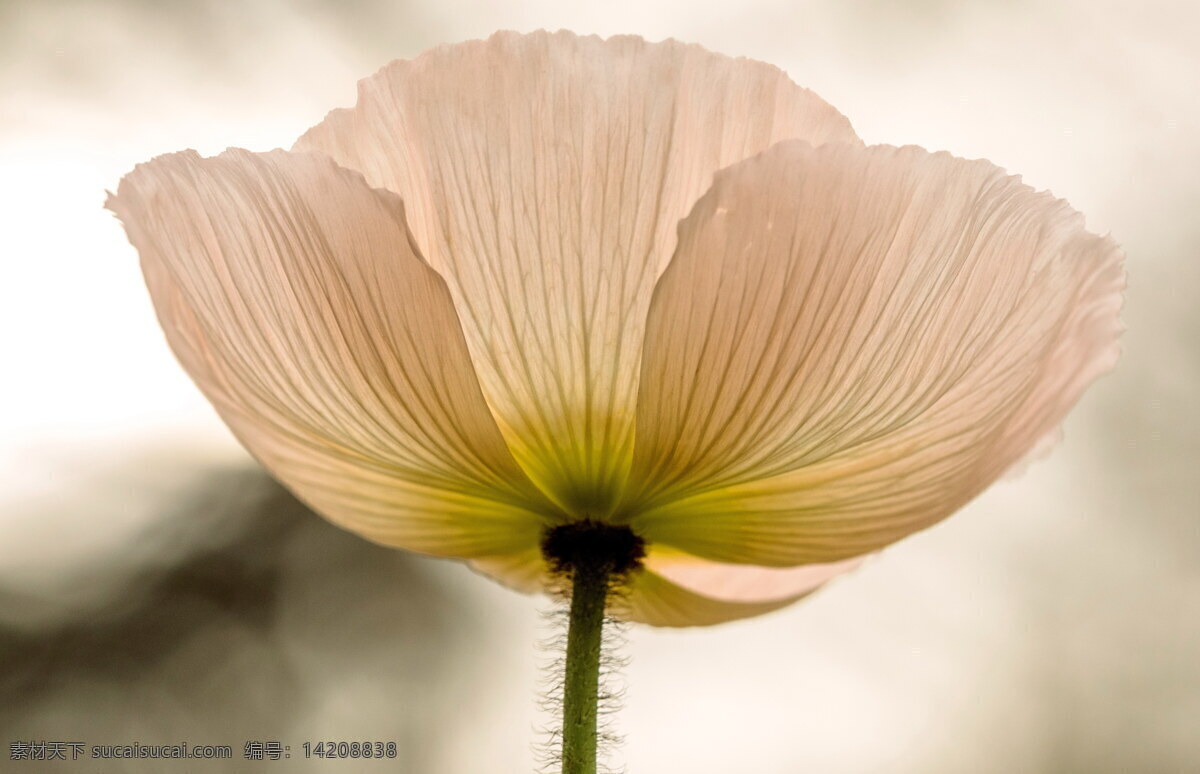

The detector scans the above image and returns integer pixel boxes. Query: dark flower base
[541,520,646,578]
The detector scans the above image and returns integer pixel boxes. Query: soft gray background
[1,0,1196,771]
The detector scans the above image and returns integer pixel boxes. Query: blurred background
[1,0,1196,771]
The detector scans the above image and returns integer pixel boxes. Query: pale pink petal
[109,149,559,558]
[616,567,816,627]
[295,30,859,515]
[621,142,1124,566]
[641,548,865,604]
[469,545,852,626]
[469,549,547,596]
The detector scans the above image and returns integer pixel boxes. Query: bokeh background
[2,0,1196,771]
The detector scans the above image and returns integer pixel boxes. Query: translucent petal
[110,148,558,558]
[469,545,857,626]
[295,30,859,515]
[642,547,864,604]
[624,142,1124,565]
[616,568,816,627]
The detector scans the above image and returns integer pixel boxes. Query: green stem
[560,556,609,774]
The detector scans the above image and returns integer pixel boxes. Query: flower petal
[109,148,559,558]
[616,567,813,627]
[469,545,854,626]
[623,142,1124,565]
[641,547,865,604]
[295,30,859,515]
[469,549,547,596]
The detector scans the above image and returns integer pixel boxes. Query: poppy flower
[108,30,1124,629]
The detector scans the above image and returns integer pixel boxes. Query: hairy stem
[560,556,609,774]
